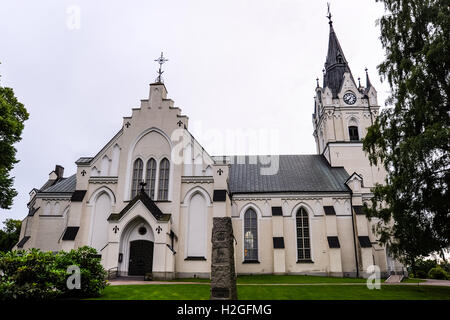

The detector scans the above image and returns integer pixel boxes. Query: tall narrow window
[244,208,258,261]
[296,208,311,261]
[131,158,143,198]
[349,126,359,141]
[158,158,170,200]
[145,158,157,199]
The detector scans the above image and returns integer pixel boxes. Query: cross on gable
[113,226,119,234]
[156,226,162,234]
[154,52,169,83]
[217,168,223,176]
[139,181,147,192]
[125,122,131,128]
[81,170,86,176]
[177,120,183,127]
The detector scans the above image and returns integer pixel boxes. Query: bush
[428,266,448,280]
[54,246,108,298]
[0,246,107,300]
[415,270,427,279]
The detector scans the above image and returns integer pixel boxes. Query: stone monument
[210,217,238,300]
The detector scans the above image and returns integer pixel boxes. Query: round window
[138,226,147,235]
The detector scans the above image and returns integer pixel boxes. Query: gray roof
[42,174,77,193]
[228,155,350,194]
[323,23,356,97]
[75,157,94,165]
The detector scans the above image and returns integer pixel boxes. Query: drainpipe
[348,188,360,278]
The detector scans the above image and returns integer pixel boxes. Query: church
[15,17,404,279]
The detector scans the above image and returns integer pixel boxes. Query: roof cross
[326,3,333,25]
[154,52,168,83]
[139,181,147,192]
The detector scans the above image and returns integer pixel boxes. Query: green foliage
[0,219,21,252]
[0,246,108,300]
[54,246,108,298]
[428,266,448,280]
[0,69,29,209]
[416,270,428,279]
[363,0,450,269]
[414,258,438,277]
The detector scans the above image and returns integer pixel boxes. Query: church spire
[322,6,355,97]
[365,67,373,90]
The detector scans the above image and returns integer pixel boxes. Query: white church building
[16,18,404,279]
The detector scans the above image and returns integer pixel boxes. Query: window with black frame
[158,158,170,200]
[244,208,258,262]
[131,158,143,198]
[296,208,311,261]
[145,158,157,199]
[349,125,359,141]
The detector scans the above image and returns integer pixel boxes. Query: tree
[0,219,21,252]
[363,0,449,273]
[0,66,29,209]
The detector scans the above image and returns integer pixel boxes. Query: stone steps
[385,274,404,283]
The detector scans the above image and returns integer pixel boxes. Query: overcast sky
[0,0,389,223]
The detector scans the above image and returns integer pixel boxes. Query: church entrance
[128,240,154,276]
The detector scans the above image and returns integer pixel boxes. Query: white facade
[15,22,405,279]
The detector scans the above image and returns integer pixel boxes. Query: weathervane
[154,52,168,83]
[326,3,333,25]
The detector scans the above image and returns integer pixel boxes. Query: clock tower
[312,16,385,188]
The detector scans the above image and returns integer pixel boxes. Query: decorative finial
[326,2,333,25]
[316,77,320,88]
[154,52,168,83]
[358,77,361,88]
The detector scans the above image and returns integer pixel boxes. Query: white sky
[0,0,389,223]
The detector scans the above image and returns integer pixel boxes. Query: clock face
[343,92,357,105]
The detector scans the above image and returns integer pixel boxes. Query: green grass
[237,285,450,300]
[91,284,450,300]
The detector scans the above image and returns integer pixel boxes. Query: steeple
[365,68,373,91]
[322,12,355,98]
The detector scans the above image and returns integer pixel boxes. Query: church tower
[312,14,384,188]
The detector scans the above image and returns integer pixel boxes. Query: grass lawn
[91,284,450,300]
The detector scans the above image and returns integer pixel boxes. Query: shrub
[415,270,427,279]
[54,246,108,298]
[428,266,448,280]
[0,249,61,300]
[0,246,107,300]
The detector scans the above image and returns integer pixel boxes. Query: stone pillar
[210,217,237,300]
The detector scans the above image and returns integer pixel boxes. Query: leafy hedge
[428,266,448,280]
[0,246,108,300]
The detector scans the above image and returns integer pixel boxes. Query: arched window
[131,158,143,198]
[296,208,311,261]
[349,126,359,141]
[158,158,170,200]
[244,208,258,261]
[145,158,157,199]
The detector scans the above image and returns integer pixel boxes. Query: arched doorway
[129,240,154,276]
[119,217,155,276]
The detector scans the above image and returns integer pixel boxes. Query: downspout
[348,187,360,278]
